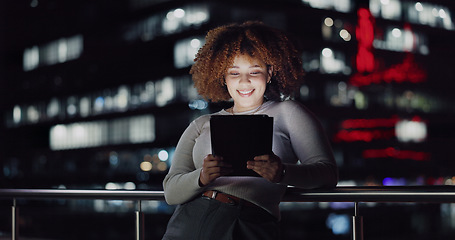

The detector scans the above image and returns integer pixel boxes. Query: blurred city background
[1,0,455,239]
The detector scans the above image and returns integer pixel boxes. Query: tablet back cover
[210,114,273,177]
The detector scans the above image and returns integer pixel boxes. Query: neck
[231,100,266,114]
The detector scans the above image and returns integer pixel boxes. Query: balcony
[2,186,455,240]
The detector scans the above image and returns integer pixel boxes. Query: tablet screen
[210,114,273,177]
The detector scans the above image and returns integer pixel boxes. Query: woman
[162,21,338,240]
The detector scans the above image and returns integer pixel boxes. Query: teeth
[239,89,253,94]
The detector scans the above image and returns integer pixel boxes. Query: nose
[239,73,251,84]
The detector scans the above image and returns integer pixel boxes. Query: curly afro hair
[190,21,305,102]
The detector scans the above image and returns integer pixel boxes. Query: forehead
[230,54,266,67]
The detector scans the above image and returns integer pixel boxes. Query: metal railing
[2,186,455,240]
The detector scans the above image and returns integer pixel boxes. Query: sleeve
[162,119,206,205]
[279,102,338,189]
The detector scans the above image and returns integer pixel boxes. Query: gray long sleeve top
[163,100,338,219]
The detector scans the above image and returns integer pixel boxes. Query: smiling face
[225,54,272,113]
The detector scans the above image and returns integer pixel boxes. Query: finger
[204,158,231,169]
[247,160,281,181]
[253,155,271,162]
[247,159,272,167]
[204,154,221,162]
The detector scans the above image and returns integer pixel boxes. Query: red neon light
[350,54,427,86]
[341,116,399,129]
[334,129,395,142]
[356,8,375,73]
[351,8,427,86]
[334,116,425,142]
[363,147,430,161]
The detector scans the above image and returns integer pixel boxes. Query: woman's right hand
[199,154,232,186]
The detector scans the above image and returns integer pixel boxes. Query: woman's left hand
[247,153,284,183]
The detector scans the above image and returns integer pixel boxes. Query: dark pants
[162,196,281,240]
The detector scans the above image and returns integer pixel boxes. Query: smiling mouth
[238,89,254,96]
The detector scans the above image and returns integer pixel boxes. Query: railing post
[12,198,19,240]
[135,200,144,240]
[352,202,364,240]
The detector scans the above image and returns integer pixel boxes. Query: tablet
[210,114,273,177]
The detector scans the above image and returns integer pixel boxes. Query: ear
[267,65,273,83]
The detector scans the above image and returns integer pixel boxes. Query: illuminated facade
[1,0,455,239]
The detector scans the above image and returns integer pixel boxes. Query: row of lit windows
[5,75,201,128]
[22,1,453,72]
[2,147,174,181]
[302,0,353,13]
[123,4,209,43]
[322,15,429,54]
[23,35,83,71]
[15,85,435,151]
[303,0,455,30]
[323,80,446,114]
[18,45,354,128]
[50,115,155,150]
[370,0,454,30]
[22,4,209,72]
[12,50,443,130]
[373,26,429,54]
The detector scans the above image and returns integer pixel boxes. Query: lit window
[302,0,352,13]
[26,105,40,123]
[339,29,351,41]
[129,115,155,143]
[13,105,22,124]
[188,99,208,110]
[326,81,358,107]
[163,5,209,35]
[94,96,105,113]
[395,118,427,142]
[322,17,353,42]
[326,213,351,235]
[79,97,91,118]
[302,52,320,72]
[23,46,39,71]
[155,77,176,107]
[66,96,78,116]
[370,0,402,20]
[320,48,350,74]
[115,85,130,110]
[415,2,423,12]
[407,2,454,30]
[47,98,60,118]
[66,35,83,60]
[158,150,169,161]
[174,36,205,68]
[50,124,68,150]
